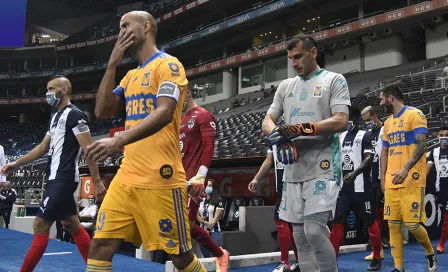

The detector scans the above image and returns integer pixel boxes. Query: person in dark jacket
[0,181,17,228]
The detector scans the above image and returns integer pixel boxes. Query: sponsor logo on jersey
[290,108,315,118]
[412,172,420,180]
[300,88,308,101]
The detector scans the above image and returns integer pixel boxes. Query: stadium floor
[0,228,446,272]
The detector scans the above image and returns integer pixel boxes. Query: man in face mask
[361,106,389,258]
[79,194,99,237]
[427,127,448,254]
[330,107,383,271]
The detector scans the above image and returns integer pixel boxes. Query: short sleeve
[155,58,188,102]
[67,110,90,136]
[329,74,351,112]
[382,120,390,148]
[113,70,134,100]
[362,132,374,154]
[411,110,428,135]
[427,149,434,164]
[266,80,287,119]
[216,198,225,210]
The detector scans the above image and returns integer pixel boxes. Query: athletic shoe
[216,248,229,272]
[291,263,301,272]
[365,249,384,261]
[391,269,405,272]
[272,262,292,272]
[436,244,444,254]
[427,252,437,272]
[367,258,381,271]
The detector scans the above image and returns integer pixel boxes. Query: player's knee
[388,220,402,232]
[170,249,194,270]
[404,222,420,233]
[303,223,324,244]
[33,217,51,234]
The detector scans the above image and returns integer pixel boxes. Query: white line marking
[43,252,72,256]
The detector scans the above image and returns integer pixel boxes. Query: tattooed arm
[392,133,427,185]
[404,133,427,171]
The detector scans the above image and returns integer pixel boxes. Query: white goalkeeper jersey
[267,67,351,184]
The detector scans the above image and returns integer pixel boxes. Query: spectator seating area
[57,0,190,46]
[0,119,125,161]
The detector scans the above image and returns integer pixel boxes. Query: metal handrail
[443,95,448,112]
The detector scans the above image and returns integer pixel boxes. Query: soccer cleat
[367,258,381,271]
[436,244,444,254]
[291,263,301,272]
[272,262,292,272]
[365,249,384,261]
[391,269,405,272]
[215,247,229,272]
[426,252,437,272]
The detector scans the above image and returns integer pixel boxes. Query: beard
[383,102,393,113]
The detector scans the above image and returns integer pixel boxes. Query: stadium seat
[249,197,264,206]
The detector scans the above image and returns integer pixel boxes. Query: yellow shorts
[384,187,426,223]
[93,180,192,255]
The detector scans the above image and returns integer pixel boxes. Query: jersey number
[97,211,106,231]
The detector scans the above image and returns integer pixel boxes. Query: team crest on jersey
[313,85,323,97]
[188,119,195,129]
[141,71,151,87]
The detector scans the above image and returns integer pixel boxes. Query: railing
[371,68,448,95]
[377,55,448,90]
[443,95,448,112]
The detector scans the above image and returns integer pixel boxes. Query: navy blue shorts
[37,181,78,221]
[333,189,375,224]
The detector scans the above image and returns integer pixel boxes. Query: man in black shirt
[0,181,17,229]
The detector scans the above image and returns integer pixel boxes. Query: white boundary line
[165,244,366,272]
[43,252,72,256]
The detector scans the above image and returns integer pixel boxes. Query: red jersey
[180,106,216,180]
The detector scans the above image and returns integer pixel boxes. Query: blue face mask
[364,121,376,130]
[440,137,448,148]
[46,92,61,107]
[205,187,213,195]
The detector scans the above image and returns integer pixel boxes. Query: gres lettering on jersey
[112,51,188,189]
[267,67,351,183]
[382,106,427,189]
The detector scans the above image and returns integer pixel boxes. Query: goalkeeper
[180,83,229,271]
[263,35,351,272]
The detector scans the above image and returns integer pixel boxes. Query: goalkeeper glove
[277,142,299,165]
[267,123,318,147]
[187,166,208,198]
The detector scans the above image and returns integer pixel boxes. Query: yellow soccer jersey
[382,106,427,189]
[112,51,187,189]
